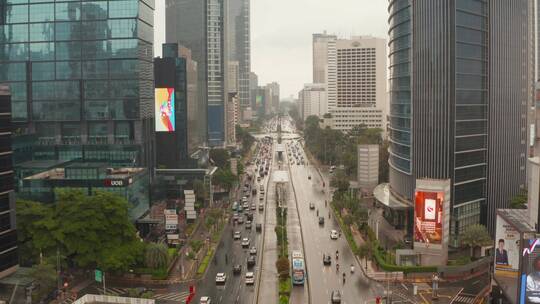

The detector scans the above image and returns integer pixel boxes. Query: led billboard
[521,238,540,303]
[414,191,444,245]
[155,88,175,132]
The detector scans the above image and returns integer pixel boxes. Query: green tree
[510,190,528,209]
[213,168,237,191]
[54,190,143,272]
[210,148,230,168]
[144,242,169,270]
[276,257,290,279]
[460,224,492,258]
[16,200,58,265]
[331,170,350,192]
[192,179,207,203]
[28,262,58,301]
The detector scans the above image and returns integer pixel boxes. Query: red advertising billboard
[414,191,444,245]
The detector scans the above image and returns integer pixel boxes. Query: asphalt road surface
[285,122,384,304]
[188,157,272,304]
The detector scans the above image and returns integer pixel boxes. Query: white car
[242,237,250,248]
[249,246,257,255]
[234,231,241,240]
[330,230,339,240]
[215,273,227,284]
[245,272,255,285]
[200,296,211,304]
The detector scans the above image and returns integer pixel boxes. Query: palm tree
[358,242,372,271]
[145,242,169,270]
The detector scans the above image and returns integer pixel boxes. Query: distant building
[357,145,379,193]
[267,82,280,113]
[228,61,240,94]
[228,0,251,110]
[298,84,327,119]
[0,86,18,279]
[166,0,228,146]
[227,93,238,146]
[312,34,387,136]
[313,31,337,83]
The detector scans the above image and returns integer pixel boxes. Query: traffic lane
[257,141,279,304]
[291,155,381,302]
[283,152,309,304]
[289,165,340,304]
[293,166,376,303]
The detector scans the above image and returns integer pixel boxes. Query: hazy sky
[154,0,389,99]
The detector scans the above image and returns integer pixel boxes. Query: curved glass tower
[388,0,413,200]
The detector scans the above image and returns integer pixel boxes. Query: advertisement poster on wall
[155,88,176,132]
[494,215,520,277]
[414,191,444,245]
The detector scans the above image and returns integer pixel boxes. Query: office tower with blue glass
[382,0,531,246]
[166,0,228,147]
[0,0,155,168]
[0,86,18,279]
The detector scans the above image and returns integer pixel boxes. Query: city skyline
[155,0,388,98]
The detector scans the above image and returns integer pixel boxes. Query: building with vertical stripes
[0,86,18,279]
[385,0,532,245]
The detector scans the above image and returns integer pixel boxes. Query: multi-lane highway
[189,136,275,304]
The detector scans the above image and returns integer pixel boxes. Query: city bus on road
[291,251,306,285]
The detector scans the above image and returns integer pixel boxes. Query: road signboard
[94,269,102,282]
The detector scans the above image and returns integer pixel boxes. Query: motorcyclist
[316,209,319,216]
[336,263,340,272]
[336,250,339,260]
[343,272,346,284]
[350,264,355,273]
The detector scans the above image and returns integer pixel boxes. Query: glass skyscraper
[228,0,250,111]
[166,0,228,147]
[0,0,155,168]
[387,0,530,243]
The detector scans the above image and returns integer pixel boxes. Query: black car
[256,223,262,232]
[246,213,254,221]
[323,254,332,265]
[233,264,242,275]
[247,255,256,268]
[319,217,325,225]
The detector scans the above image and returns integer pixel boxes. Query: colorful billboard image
[520,238,540,303]
[155,88,175,132]
[414,191,443,245]
[494,214,520,277]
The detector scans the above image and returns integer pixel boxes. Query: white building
[298,83,327,119]
[313,34,387,136]
[357,145,379,193]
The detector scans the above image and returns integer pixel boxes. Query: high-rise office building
[313,32,337,84]
[267,82,280,113]
[386,0,531,241]
[0,86,18,279]
[320,36,387,134]
[228,0,251,111]
[155,43,201,169]
[166,0,228,147]
[249,71,258,111]
[228,61,239,94]
[0,0,155,168]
